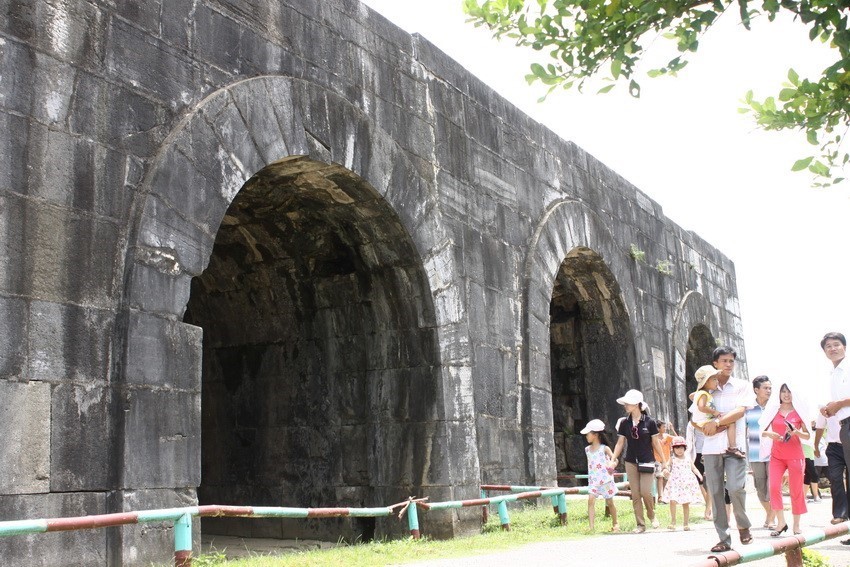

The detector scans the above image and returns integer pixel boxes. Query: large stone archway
[114,76,479,554]
[184,156,442,541]
[520,199,640,483]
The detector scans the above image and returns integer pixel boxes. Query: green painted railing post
[407,502,420,539]
[550,494,559,517]
[557,492,567,526]
[174,513,192,567]
[497,500,510,531]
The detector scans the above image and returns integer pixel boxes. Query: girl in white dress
[661,436,703,531]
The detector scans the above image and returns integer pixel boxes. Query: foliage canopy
[464,0,850,185]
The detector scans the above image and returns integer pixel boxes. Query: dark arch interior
[684,324,716,417]
[550,247,638,477]
[184,156,441,542]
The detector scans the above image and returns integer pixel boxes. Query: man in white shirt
[699,346,756,553]
[818,332,850,540]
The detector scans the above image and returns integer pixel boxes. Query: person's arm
[610,435,626,466]
[824,397,850,416]
[814,428,824,458]
[696,394,718,417]
[794,421,811,441]
[690,461,703,481]
[704,405,745,436]
[651,434,667,468]
[762,428,781,440]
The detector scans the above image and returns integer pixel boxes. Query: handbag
[637,462,655,474]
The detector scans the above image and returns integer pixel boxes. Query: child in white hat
[691,365,745,459]
[581,419,620,532]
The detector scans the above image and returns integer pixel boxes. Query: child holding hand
[581,419,619,532]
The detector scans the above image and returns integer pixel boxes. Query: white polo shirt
[701,376,756,455]
[830,357,850,422]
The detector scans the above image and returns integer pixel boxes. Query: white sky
[361,0,850,384]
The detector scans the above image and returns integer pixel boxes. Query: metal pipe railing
[693,521,850,567]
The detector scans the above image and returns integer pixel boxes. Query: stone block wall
[0,0,744,564]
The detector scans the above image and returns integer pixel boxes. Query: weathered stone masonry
[0,0,745,564]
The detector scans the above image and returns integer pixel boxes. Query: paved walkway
[406,490,850,567]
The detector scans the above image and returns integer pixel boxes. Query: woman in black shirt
[610,389,667,533]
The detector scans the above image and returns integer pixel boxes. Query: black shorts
[804,458,819,484]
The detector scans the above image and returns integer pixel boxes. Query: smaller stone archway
[671,291,719,429]
[549,247,638,477]
[520,199,640,484]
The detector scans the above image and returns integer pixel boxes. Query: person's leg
[769,457,785,517]
[752,461,774,526]
[640,469,657,527]
[625,461,646,530]
[704,454,731,546]
[669,501,677,529]
[607,498,619,531]
[725,454,752,540]
[588,494,596,531]
[683,503,691,529]
[839,421,850,544]
[787,458,808,526]
[826,443,848,520]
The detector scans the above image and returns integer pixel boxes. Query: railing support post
[497,501,510,531]
[557,492,567,526]
[550,494,559,517]
[785,547,803,567]
[174,512,192,567]
[407,502,420,540]
[481,489,489,524]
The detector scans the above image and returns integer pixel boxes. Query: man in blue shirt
[746,375,774,528]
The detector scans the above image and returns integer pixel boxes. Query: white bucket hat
[580,419,606,434]
[616,389,648,410]
[694,365,722,389]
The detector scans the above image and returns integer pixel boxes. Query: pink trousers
[769,457,807,515]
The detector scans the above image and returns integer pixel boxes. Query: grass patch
[188,499,705,566]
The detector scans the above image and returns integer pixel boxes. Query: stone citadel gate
[0,0,745,564]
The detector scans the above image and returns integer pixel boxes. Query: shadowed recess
[184,156,440,542]
[550,247,638,478]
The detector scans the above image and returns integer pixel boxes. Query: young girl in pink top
[759,382,812,536]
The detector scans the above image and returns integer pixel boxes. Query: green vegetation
[464,0,850,185]
[185,499,704,566]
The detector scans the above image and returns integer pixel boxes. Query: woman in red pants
[759,382,813,536]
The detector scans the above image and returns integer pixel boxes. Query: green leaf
[611,57,622,79]
[597,84,616,94]
[791,157,813,171]
[807,130,819,145]
[809,160,831,176]
[788,68,800,86]
[778,88,797,101]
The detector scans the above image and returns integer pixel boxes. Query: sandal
[611,524,620,533]
[668,524,676,531]
[831,518,848,525]
[725,446,747,459]
[739,528,753,545]
[683,524,691,531]
[710,542,732,553]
